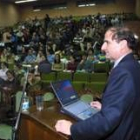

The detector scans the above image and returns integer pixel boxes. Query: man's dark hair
[108,27,139,50]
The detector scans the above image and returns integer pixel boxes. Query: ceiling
[1,0,67,4]
[0,0,118,10]
[1,0,116,5]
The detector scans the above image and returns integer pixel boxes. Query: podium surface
[19,101,75,140]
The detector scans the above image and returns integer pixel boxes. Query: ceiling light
[15,0,37,4]
[78,4,86,7]
[89,3,96,6]
[33,9,41,12]
[78,3,96,7]
[54,6,67,10]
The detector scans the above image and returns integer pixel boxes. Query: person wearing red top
[66,55,77,72]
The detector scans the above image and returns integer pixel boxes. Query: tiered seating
[94,62,110,73]
[85,73,107,94]
[56,71,73,81]
[40,72,56,86]
[72,72,89,91]
[40,71,108,97]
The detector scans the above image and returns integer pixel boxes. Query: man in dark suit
[55,26,140,140]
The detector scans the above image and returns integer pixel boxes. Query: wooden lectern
[19,101,75,140]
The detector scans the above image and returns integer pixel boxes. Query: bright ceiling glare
[54,6,67,10]
[33,9,41,12]
[15,0,38,4]
[78,3,96,7]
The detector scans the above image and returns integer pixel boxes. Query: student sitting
[52,54,64,72]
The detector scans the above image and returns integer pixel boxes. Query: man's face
[101,30,121,61]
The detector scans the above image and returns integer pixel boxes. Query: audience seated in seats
[35,50,46,63]
[66,55,78,72]
[0,62,9,84]
[85,42,93,52]
[0,14,136,81]
[0,48,8,62]
[84,48,97,73]
[87,48,95,61]
[2,28,12,49]
[76,53,87,72]
[44,14,51,29]
[13,63,25,82]
[17,47,26,62]
[97,53,106,62]
[46,48,55,64]
[52,43,58,53]
[20,68,41,103]
[46,42,55,54]
[16,28,24,45]
[31,32,40,45]
[52,53,64,72]
[82,27,93,43]
[14,63,25,76]
[93,41,102,56]
[37,57,52,74]
[3,70,19,88]
[38,42,44,52]
[38,27,47,45]
[23,48,36,64]
[20,68,40,88]
[73,33,83,51]
[7,52,15,64]
[0,70,20,123]
[1,70,20,104]
[73,33,83,46]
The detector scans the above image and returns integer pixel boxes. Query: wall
[136,0,140,18]
[0,0,136,27]
[0,2,20,27]
[19,0,135,20]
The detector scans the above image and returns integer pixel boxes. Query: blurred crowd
[0,12,139,90]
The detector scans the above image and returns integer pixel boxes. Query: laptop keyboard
[64,101,91,114]
[64,101,99,120]
[77,107,99,120]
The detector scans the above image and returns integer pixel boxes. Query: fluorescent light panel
[78,3,96,7]
[54,6,67,9]
[78,4,85,7]
[15,0,37,4]
[33,9,41,12]
[89,3,96,6]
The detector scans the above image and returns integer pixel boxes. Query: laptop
[51,80,99,121]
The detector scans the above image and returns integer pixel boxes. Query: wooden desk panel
[19,101,74,140]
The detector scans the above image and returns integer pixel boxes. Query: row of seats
[41,72,108,94]
[93,62,111,73]
[7,60,111,73]
[41,72,108,83]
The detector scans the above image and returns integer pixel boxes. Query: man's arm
[71,68,135,140]
[55,68,135,140]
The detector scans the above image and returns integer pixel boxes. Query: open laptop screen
[51,80,78,106]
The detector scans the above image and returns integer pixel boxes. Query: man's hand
[55,120,72,135]
[90,101,102,110]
